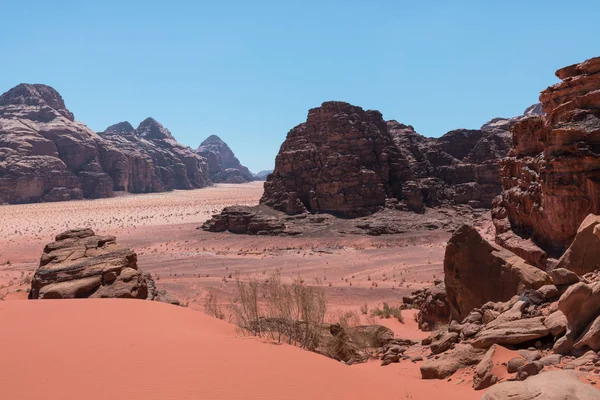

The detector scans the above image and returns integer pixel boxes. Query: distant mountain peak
[136,118,173,140]
[0,83,74,121]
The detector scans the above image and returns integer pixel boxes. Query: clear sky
[1,1,598,172]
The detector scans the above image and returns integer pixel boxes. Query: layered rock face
[29,228,150,299]
[0,84,114,203]
[196,135,254,183]
[99,119,210,192]
[260,101,521,218]
[0,83,210,204]
[493,57,600,255]
[262,102,410,217]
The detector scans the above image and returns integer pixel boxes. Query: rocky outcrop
[99,119,210,192]
[444,225,551,320]
[201,205,285,235]
[555,214,600,276]
[482,370,600,400]
[262,102,410,217]
[260,101,529,218]
[402,282,450,331]
[29,228,150,299]
[387,122,512,210]
[196,135,254,183]
[0,83,210,204]
[493,57,600,255]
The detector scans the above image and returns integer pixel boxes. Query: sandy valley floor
[0,182,481,399]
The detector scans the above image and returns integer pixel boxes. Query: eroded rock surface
[0,83,210,205]
[29,228,150,299]
[493,57,600,255]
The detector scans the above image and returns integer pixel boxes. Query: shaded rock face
[29,228,149,299]
[387,122,512,210]
[0,83,210,204]
[99,119,210,192]
[261,101,519,218]
[196,135,254,183]
[493,57,600,254]
[444,225,551,321]
[262,102,410,217]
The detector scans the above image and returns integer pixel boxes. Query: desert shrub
[360,303,369,315]
[230,273,326,351]
[334,309,361,329]
[370,302,404,323]
[204,291,225,320]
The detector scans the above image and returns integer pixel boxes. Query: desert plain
[0,182,485,399]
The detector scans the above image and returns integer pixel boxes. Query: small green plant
[370,302,404,323]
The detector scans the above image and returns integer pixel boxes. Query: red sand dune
[0,299,478,400]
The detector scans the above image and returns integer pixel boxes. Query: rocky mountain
[254,169,273,180]
[196,135,254,183]
[98,119,210,192]
[260,101,532,218]
[493,56,600,262]
[0,83,210,204]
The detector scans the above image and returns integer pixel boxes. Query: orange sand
[0,299,477,400]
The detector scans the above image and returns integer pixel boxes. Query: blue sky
[1,1,598,172]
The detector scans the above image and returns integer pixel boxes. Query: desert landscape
[2,3,600,398]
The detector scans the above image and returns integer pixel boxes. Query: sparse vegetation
[229,272,327,351]
[204,291,225,320]
[370,302,404,323]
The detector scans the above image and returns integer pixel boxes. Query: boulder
[550,268,580,286]
[574,314,600,351]
[444,225,551,321]
[555,214,600,276]
[473,345,498,390]
[481,370,600,400]
[558,281,600,353]
[420,344,487,379]
[507,357,526,373]
[29,228,149,299]
[544,310,568,337]
[472,317,550,348]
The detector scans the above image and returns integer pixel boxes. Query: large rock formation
[444,225,551,321]
[99,119,210,192]
[262,102,410,217]
[0,83,210,204]
[493,57,600,256]
[29,228,150,299]
[196,135,254,183]
[260,101,519,218]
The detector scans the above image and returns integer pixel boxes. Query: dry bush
[203,291,225,320]
[334,309,361,329]
[230,273,326,351]
[360,303,369,315]
[370,302,404,323]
